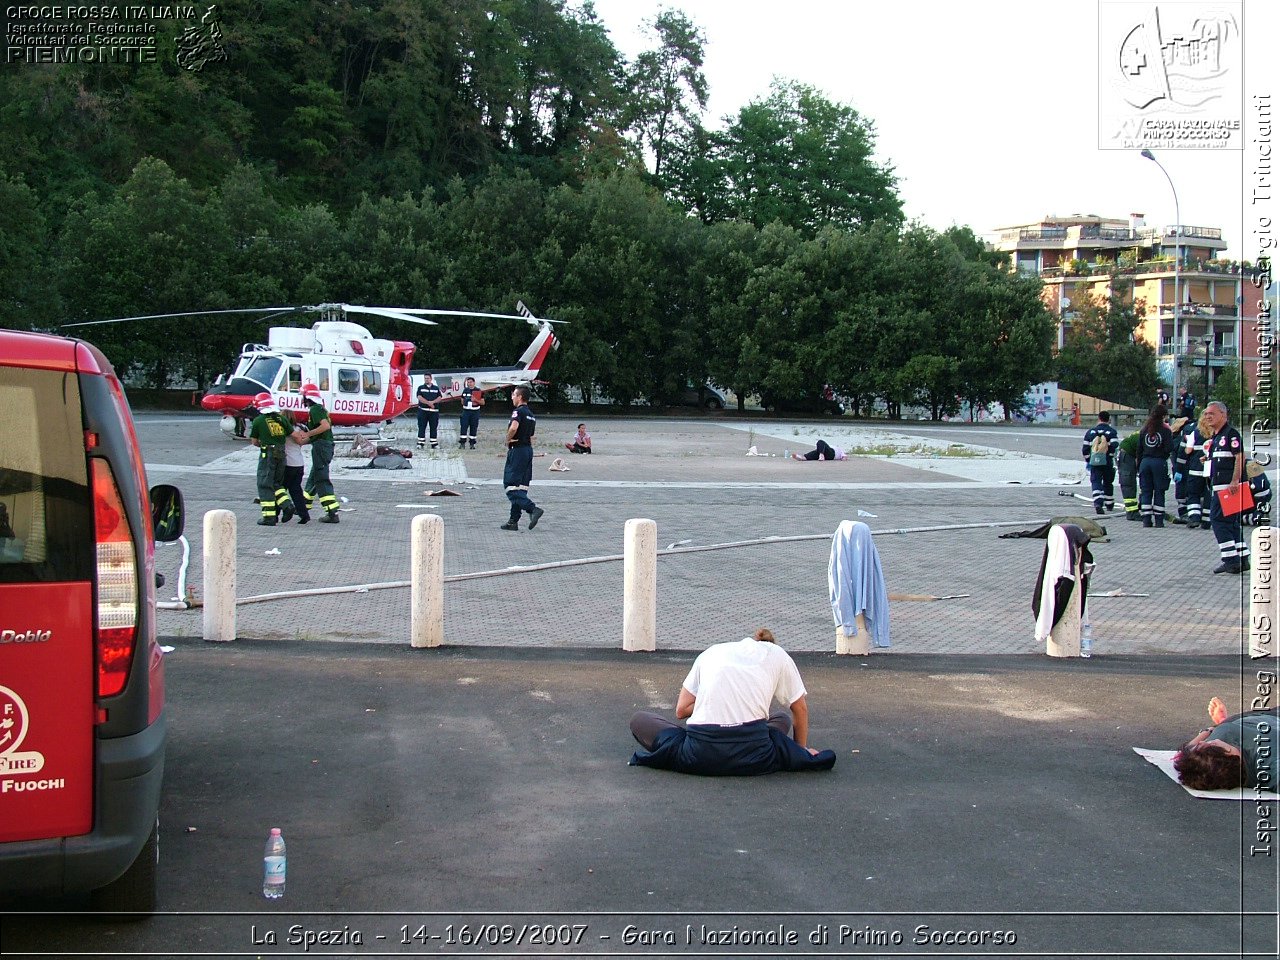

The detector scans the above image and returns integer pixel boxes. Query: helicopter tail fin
[514,302,559,376]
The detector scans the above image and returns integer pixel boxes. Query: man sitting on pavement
[628,628,836,776]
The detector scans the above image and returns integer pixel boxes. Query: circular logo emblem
[0,685,30,755]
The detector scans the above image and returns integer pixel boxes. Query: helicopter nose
[200,391,235,412]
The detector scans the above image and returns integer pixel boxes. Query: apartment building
[991,213,1246,395]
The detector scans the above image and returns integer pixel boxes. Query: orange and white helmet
[254,391,277,414]
[302,382,323,402]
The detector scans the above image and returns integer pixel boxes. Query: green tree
[543,171,695,405]
[55,158,232,388]
[1056,285,1160,406]
[1209,360,1248,412]
[699,219,761,410]
[0,174,56,330]
[675,80,902,234]
[623,9,708,180]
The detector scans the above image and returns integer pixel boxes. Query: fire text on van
[2,778,64,793]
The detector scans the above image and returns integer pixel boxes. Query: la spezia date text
[249,922,1018,951]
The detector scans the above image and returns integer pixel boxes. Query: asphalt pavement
[1,412,1276,959]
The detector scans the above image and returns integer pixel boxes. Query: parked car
[677,382,727,410]
[0,329,184,913]
[759,389,847,416]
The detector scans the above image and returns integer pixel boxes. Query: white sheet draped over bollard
[202,509,236,642]
[623,518,657,652]
[411,513,444,648]
[1252,526,1277,660]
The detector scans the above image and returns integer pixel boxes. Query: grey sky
[589,0,1267,259]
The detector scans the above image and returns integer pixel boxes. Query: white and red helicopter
[66,301,561,430]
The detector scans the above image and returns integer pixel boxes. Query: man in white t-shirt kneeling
[628,628,836,776]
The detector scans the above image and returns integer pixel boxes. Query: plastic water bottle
[263,828,286,898]
[1080,623,1093,659]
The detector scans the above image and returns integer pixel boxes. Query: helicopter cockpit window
[337,368,360,394]
[244,356,283,391]
[286,364,303,393]
[317,369,330,392]
[362,370,381,395]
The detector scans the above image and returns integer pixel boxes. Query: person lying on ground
[1173,696,1279,791]
[792,440,846,461]
[628,628,836,776]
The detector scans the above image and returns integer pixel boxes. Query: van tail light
[92,458,138,698]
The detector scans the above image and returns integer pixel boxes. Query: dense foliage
[1,0,1057,417]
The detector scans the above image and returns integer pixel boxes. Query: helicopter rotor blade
[363,307,567,324]
[340,305,439,326]
[60,307,305,329]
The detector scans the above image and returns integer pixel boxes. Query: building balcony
[1157,342,1238,360]
[1078,225,1145,242]
[1016,227,1067,241]
[1156,303,1239,318]
[1162,225,1223,241]
[1037,260,1244,280]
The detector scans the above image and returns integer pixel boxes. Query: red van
[0,329,183,912]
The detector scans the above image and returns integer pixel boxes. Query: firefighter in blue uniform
[1178,386,1197,421]
[458,376,483,449]
[1136,406,1174,527]
[1243,460,1273,527]
[1181,413,1213,529]
[499,385,544,531]
[1168,416,1193,523]
[415,373,443,450]
[1204,401,1248,573]
[1081,411,1119,515]
[248,391,294,526]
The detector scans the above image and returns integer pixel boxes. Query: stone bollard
[202,509,236,642]
[623,518,657,652]
[835,614,870,655]
[410,513,444,649]
[1251,526,1277,660]
[1045,579,1082,658]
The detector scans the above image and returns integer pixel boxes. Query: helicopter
[64,301,561,430]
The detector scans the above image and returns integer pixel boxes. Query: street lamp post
[1141,149,1181,395]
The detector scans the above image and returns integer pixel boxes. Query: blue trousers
[503,445,536,522]
[459,409,480,445]
[1088,464,1115,510]
[1138,458,1169,521]
[1209,491,1249,563]
[416,408,439,444]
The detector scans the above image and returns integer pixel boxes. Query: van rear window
[0,368,93,583]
